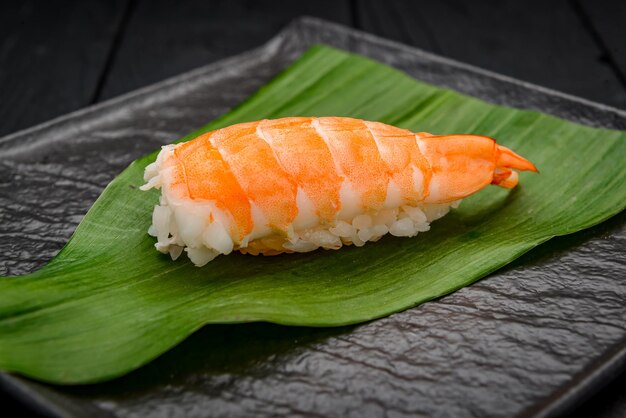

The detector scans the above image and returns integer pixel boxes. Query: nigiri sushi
[141,117,537,266]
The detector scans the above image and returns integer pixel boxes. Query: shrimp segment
[314,117,389,211]
[208,121,298,234]
[258,117,343,223]
[143,117,538,266]
[365,121,432,205]
[166,133,253,241]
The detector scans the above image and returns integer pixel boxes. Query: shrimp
[141,117,537,266]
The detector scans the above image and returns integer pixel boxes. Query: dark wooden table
[1,0,625,416]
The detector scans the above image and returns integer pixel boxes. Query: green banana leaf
[1,45,624,385]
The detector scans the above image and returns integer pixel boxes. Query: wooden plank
[576,0,626,87]
[0,0,129,137]
[355,0,626,109]
[353,0,436,49]
[98,0,352,100]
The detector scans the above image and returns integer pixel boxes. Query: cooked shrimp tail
[492,144,538,189]
[417,134,538,202]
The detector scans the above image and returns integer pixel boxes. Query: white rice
[141,145,461,267]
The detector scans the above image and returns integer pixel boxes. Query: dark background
[1,0,624,416]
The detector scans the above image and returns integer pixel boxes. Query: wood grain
[98,0,352,100]
[355,0,626,109]
[0,0,129,137]
[576,0,626,86]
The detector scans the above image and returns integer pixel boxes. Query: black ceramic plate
[1,17,625,418]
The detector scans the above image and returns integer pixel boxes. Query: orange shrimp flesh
[365,121,432,205]
[165,133,253,241]
[314,117,389,211]
[258,117,342,223]
[208,121,298,235]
